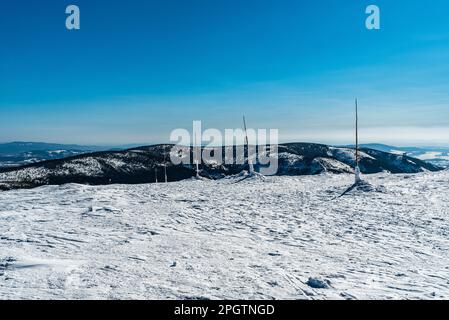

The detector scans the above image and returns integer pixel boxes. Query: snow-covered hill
[0,149,92,168]
[0,143,441,191]
[0,142,114,168]
[0,171,448,299]
[345,144,449,168]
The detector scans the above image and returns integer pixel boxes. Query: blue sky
[1,0,449,145]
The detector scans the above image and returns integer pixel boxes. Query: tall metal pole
[164,150,168,183]
[243,115,254,175]
[243,115,249,148]
[164,165,168,183]
[355,98,361,183]
[193,134,200,178]
[355,98,359,166]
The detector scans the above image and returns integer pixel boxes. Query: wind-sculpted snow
[0,143,441,191]
[0,171,448,299]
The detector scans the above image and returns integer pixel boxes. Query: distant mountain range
[344,144,449,168]
[0,142,119,168]
[0,142,109,154]
[2,141,447,170]
[0,143,441,191]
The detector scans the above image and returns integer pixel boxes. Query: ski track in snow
[0,171,449,300]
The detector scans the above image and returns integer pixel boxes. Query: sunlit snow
[1,171,448,299]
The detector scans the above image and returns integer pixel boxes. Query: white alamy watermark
[169,121,279,175]
[365,5,380,30]
[65,5,380,31]
[66,5,80,30]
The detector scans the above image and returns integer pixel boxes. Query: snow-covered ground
[1,171,449,300]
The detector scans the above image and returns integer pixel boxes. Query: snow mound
[188,175,210,181]
[338,179,386,197]
[306,277,331,289]
[228,171,267,183]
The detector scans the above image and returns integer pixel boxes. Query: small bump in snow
[306,277,331,289]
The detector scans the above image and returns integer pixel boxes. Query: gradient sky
[1,0,449,145]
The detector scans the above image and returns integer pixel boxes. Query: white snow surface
[1,171,449,300]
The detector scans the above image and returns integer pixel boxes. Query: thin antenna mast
[243,115,255,175]
[355,98,361,183]
[193,134,200,178]
[356,98,359,166]
[164,149,168,183]
[164,165,168,183]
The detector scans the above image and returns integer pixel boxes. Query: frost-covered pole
[243,115,255,175]
[155,167,158,183]
[195,160,200,178]
[164,150,168,183]
[355,98,361,183]
[164,164,168,183]
[193,134,200,178]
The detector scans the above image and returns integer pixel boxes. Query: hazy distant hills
[0,142,117,168]
[0,143,441,191]
[344,144,449,168]
[0,142,108,154]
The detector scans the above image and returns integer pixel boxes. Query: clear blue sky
[1,0,448,145]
